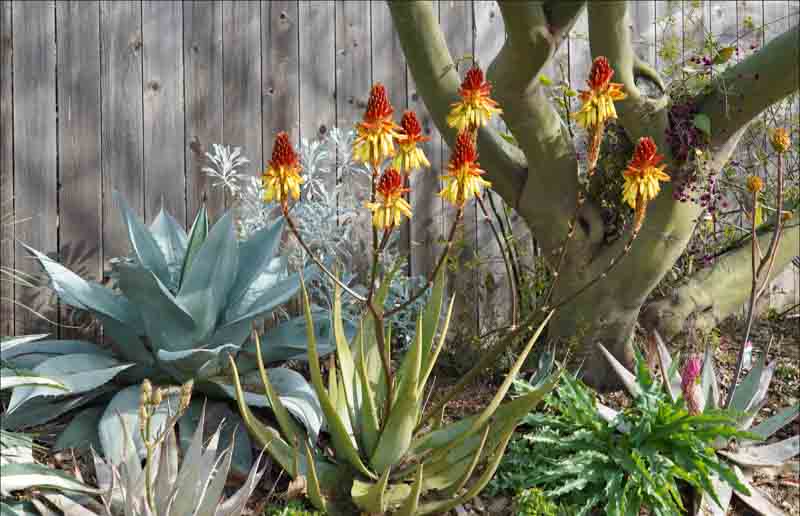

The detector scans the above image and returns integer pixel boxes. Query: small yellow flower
[447,66,502,132]
[746,175,764,194]
[439,131,491,207]
[622,137,670,231]
[769,127,790,154]
[393,111,431,174]
[365,168,412,229]
[354,83,402,165]
[572,56,627,130]
[263,132,304,205]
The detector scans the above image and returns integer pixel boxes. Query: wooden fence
[1,1,798,338]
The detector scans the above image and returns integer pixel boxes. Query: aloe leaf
[746,360,777,413]
[179,203,209,288]
[227,219,284,307]
[21,243,141,328]
[653,330,681,402]
[396,464,424,516]
[7,354,133,414]
[153,426,179,511]
[419,295,455,396]
[353,266,396,391]
[114,191,172,287]
[0,463,99,496]
[304,442,331,514]
[421,265,446,365]
[357,331,380,458]
[252,329,307,448]
[443,424,490,496]
[302,282,375,480]
[597,342,641,398]
[149,206,188,285]
[333,281,358,425]
[54,405,104,452]
[171,421,222,516]
[720,435,799,468]
[749,404,800,439]
[177,211,239,339]
[701,345,719,411]
[216,450,266,516]
[731,465,789,516]
[194,445,233,516]
[98,385,177,464]
[351,468,393,514]
[116,263,196,352]
[226,356,298,477]
[370,317,423,474]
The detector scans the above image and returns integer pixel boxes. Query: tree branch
[388,1,527,207]
[697,24,800,148]
[487,1,603,255]
[642,223,799,340]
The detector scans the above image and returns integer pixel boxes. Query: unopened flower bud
[140,379,153,406]
[151,388,163,407]
[746,175,763,194]
[681,355,703,415]
[769,127,790,154]
[138,404,149,437]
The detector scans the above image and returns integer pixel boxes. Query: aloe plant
[599,333,800,516]
[229,270,558,515]
[2,195,334,473]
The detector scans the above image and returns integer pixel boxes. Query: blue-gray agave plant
[598,332,799,516]
[1,195,330,474]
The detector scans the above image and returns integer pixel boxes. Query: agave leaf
[54,405,104,452]
[746,360,777,413]
[696,473,733,516]
[370,317,423,474]
[222,267,311,328]
[729,352,768,412]
[1,430,34,467]
[114,191,172,287]
[301,282,375,480]
[243,312,341,364]
[226,219,284,308]
[153,427,179,511]
[96,315,155,367]
[1,338,113,369]
[215,451,265,516]
[39,494,100,516]
[1,387,114,431]
[351,468,398,514]
[720,435,800,468]
[179,203,209,288]
[116,263,196,352]
[170,420,221,516]
[21,243,141,328]
[597,343,641,398]
[0,334,49,352]
[0,463,99,496]
[149,206,188,285]
[653,330,681,402]
[179,399,254,479]
[749,404,800,439]
[0,368,67,391]
[177,211,239,340]
[156,344,239,380]
[7,354,133,413]
[225,257,286,321]
[731,465,789,516]
[192,445,232,516]
[701,345,719,411]
[98,385,177,464]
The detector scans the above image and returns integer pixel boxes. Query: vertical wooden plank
[371,0,409,263]
[223,2,262,183]
[262,0,300,143]
[299,1,335,153]
[184,1,224,220]
[101,0,144,260]
[13,1,57,336]
[57,1,102,340]
[0,0,13,336]
[142,1,185,223]
[408,8,442,283]
[335,1,372,275]
[440,0,478,336]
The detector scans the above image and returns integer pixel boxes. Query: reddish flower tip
[376,168,408,197]
[462,66,488,92]
[269,132,299,167]
[450,131,478,168]
[400,111,424,137]
[630,137,663,168]
[364,83,394,122]
[587,56,615,90]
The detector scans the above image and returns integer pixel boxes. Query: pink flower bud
[681,355,703,415]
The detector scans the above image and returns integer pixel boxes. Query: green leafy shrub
[3,197,337,473]
[513,487,560,516]
[491,352,754,516]
[264,500,326,516]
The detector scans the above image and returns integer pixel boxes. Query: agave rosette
[1,194,335,474]
[598,333,799,516]
[229,269,558,515]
